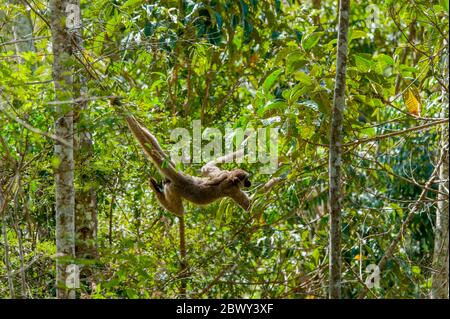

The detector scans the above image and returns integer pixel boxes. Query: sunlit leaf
[302,32,323,51]
[354,54,374,72]
[294,71,312,86]
[403,88,421,116]
[262,69,282,93]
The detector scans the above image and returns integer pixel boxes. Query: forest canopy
[0,0,448,299]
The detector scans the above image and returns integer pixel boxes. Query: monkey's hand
[149,178,163,194]
[230,190,251,211]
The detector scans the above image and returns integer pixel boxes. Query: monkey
[125,116,252,216]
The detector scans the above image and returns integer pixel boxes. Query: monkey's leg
[149,178,171,211]
[163,181,185,216]
[149,178,185,216]
[126,116,176,167]
[148,179,187,295]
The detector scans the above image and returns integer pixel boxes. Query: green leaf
[350,30,367,41]
[288,84,310,104]
[262,69,282,93]
[122,0,143,9]
[400,65,419,75]
[412,266,421,275]
[106,15,121,36]
[214,12,223,30]
[258,100,288,116]
[433,4,446,13]
[354,54,374,72]
[286,51,307,74]
[312,248,320,265]
[294,71,313,86]
[144,23,155,37]
[302,32,323,51]
[375,54,394,66]
[125,288,138,298]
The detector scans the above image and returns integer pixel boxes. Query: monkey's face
[232,169,251,188]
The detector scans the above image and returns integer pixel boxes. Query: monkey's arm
[201,134,253,176]
[229,189,251,211]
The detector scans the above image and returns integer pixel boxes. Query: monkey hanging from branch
[122,110,280,297]
[125,115,252,216]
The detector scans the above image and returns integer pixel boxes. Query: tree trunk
[312,0,321,27]
[1,187,15,298]
[11,0,35,58]
[431,54,449,299]
[70,0,98,294]
[328,0,350,299]
[179,216,187,297]
[431,125,449,299]
[50,0,76,299]
[9,0,35,297]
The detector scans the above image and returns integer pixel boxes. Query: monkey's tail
[125,115,182,183]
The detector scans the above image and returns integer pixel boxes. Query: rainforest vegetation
[0,0,448,299]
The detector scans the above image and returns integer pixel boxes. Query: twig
[358,151,444,299]
[0,104,72,147]
[46,95,116,105]
[0,36,50,47]
[344,119,449,147]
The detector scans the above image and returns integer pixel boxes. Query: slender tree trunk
[431,54,449,299]
[1,187,15,298]
[11,0,35,58]
[70,0,98,294]
[312,0,321,27]
[50,0,76,299]
[13,182,27,298]
[179,216,187,297]
[9,1,35,298]
[328,0,350,299]
[431,125,449,299]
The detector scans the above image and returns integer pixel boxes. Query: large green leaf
[262,69,282,93]
[294,71,313,86]
[302,32,323,51]
[354,53,375,73]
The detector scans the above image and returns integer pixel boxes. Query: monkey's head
[231,169,251,188]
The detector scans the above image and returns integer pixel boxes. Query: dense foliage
[0,0,448,298]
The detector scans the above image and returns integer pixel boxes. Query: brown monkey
[125,116,251,216]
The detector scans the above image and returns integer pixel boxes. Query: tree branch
[0,104,72,147]
[358,151,445,299]
[344,119,449,147]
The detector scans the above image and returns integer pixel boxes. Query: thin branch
[260,177,283,194]
[0,104,72,147]
[47,95,117,105]
[344,260,378,299]
[201,134,252,172]
[0,36,50,47]
[344,119,449,147]
[20,0,51,29]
